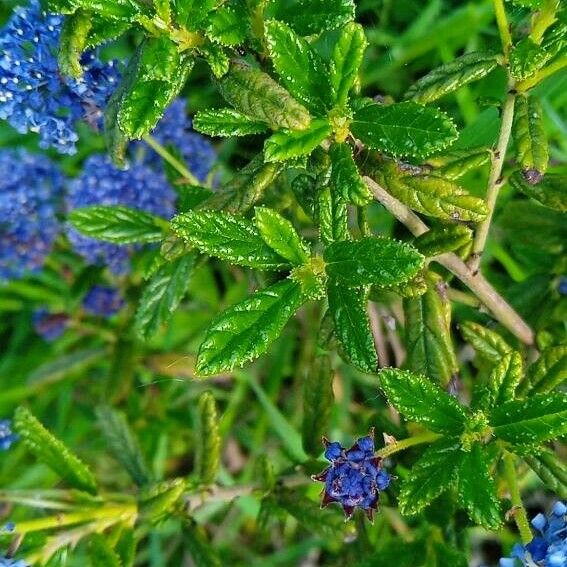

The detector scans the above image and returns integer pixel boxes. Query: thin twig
[368,302,390,367]
[503,452,533,545]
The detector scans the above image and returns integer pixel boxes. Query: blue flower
[0,149,63,282]
[312,429,390,521]
[32,309,69,341]
[138,98,217,183]
[500,501,567,566]
[0,420,18,451]
[0,0,119,154]
[66,154,176,274]
[0,557,29,567]
[82,285,124,317]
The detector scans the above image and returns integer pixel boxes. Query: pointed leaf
[330,22,367,107]
[406,52,498,104]
[486,352,524,407]
[139,478,186,524]
[351,102,458,160]
[265,20,333,114]
[527,345,567,394]
[195,392,221,486]
[220,63,311,131]
[69,206,167,244]
[199,40,230,78]
[399,438,463,516]
[254,207,310,265]
[379,369,468,434]
[329,142,372,206]
[509,172,567,212]
[324,237,424,287]
[318,175,349,245]
[457,443,501,529]
[513,95,548,176]
[426,147,490,180]
[89,534,123,567]
[509,37,551,82]
[490,392,567,445]
[206,1,248,46]
[264,120,331,162]
[460,321,513,364]
[171,210,291,270]
[14,407,98,494]
[183,521,222,567]
[196,280,304,375]
[173,0,217,29]
[327,280,377,373]
[414,225,473,257]
[524,448,567,499]
[58,9,92,78]
[193,108,269,137]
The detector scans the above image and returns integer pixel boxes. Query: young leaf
[399,438,463,516]
[171,210,291,270]
[220,63,311,131]
[327,280,378,373]
[490,392,567,445]
[135,253,194,340]
[414,225,473,257]
[173,0,216,29]
[426,147,490,180]
[139,478,186,524]
[49,0,137,19]
[527,345,567,394]
[379,369,468,434]
[69,206,167,244]
[329,142,372,206]
[58,9,92,78]
[96,406,151,487]
[117,37,193,139]
[254,207,311,265]
[404,274,458,387]
[324,237,424,287]
[206,1,248,46]
[265,20,333,114]
[264,120,332,162]
[524,448,567,499]
[266,0,355,36]
[183,521,222,567]
[193,108,269,137]
[405,52,499,104]
[509,37,551,82]
[198,40,230,78]
[330,22,367,108]
[460,321,512,364]
[486,352,524,407]
[318,176,349,245]
[513,95,549,177]
[195,392,221,486]
[196,280,304,375]
[89,534,123,567]
[14,406,98,494]
[457,443,501,529]
[509,172,567,212]
[351,102,458,160]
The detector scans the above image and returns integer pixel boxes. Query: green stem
[376,432,441,459]
[492,0,513,55]
[503,452,533,545]
[143,134,201,186]
[530,0,559,44]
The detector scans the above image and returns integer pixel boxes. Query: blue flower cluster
[501,501,567,567]
[0,150,63,282]
[140,98,216,183]
[82,285,124,317]
[312,430,390,521]
[32,309,69,341]
[66,154,176,274]
[0,420,18,451]
[0,0,119,154]
[0,557,29,567]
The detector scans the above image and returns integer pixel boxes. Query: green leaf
[96,406,151,487]
[196,280,304,375]
[405,52,499,104]
[457,443,501,529]
[183,521,222,567]
[527,345,567,394]
[195,392,221,485]
[172,210,291,270]
[524,448,567,499]
[69,206,167,244]
[490,392,567,445]
[509,172,567,212]
[139,478,186,524]
[318,173,349,245]
[14,407,98,494]
[379,369,468,434]
[327,280,377,373]
[414,225,473,257]
[173,0,217,29]
[329,142,372,206]
[460,321,513,364]
[404,274,458,387]
[330,22,367,108]
[399,438,463,516]
[254,207,311,265]
[193,108,269,137]
[376,163,488,222]
[117,37,193,139]
[324,237,424,287]
[513,95,549,176]
[198,40,230,78]
[426,147,491,180]
[351,101,458,160]
[219,63,312,131]
[265,20,332,114]
[510,37,551,82]
[58,9,92,78]
[135,253,194,339]
[486,352,524,407]
[206,1,248,46]
[264,119,331,162]
[266,0,355,36]
[49,0,138,19]
[89,534,122,567]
